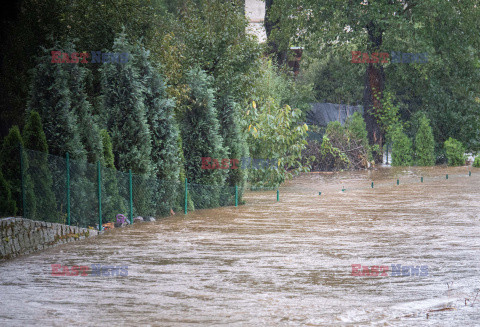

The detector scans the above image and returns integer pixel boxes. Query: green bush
[444,137,466,166]
[346,112,369,148]
[414,113,435,166]
[320,135,350,170]
[473,156,480,168]
[390,124,413,166]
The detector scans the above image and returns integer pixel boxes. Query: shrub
[414,113,435,166]
[346,112,369,148]
[473,156,480,168]
[303,115,371,171]
[390,124,413,166]
[444,137,466,166]
[320,135,350,170]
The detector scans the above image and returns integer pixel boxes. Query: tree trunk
[265,0,287,65]
[363,21,385,162]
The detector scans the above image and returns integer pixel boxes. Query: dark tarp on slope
[306,103,363,127]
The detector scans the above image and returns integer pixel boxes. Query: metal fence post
[235,185,238,207]
[19,145,26,217]
[66,152,71,226]
[129,169,133,224]
[184,178,188,214]
[277,189,279,202]
[97,161,102,231]
[386,144,389,164]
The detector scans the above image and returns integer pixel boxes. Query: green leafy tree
[243,60,309,188]
[444,137,466,166]
[414,113,435,166]
[268,1,480,152]
[179,67,226,208]
[23,111,57,221]
[390,124,413,166]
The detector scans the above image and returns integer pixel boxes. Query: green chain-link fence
[21,148,243,230]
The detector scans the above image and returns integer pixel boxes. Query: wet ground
[1,166,480,326]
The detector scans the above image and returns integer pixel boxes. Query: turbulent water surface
[1,166,480,326]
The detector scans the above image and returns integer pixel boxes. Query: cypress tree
[180,67,226,208]
[102,33,152,174]
[101,129,115,169]
[101,32,153,216]
[65,43,103,164]
[135,46,181,216]
[414,113,435,166]
[444,137,466,166]
[27,43,86,160]
[0,170,16,217]
[0,126,35,217]
[216,94,247,205]
[100,129,126,222]
[390,124,413,166]
[27,42,97,226]
[23,111,57,221]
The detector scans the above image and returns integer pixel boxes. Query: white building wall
[245,0,267,43]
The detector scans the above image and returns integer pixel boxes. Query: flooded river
[1,166,480,326]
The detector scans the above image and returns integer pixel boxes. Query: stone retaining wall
[0,217,98,261]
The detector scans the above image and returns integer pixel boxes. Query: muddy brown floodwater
[1,166,480,326]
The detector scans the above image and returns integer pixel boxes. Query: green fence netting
[19,147,480,229]
[20,148,244,229]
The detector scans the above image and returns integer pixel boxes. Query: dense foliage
[414,113,435,166]
[444,138,466,166]
[390,125,413,167]
[303,113,371,171]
